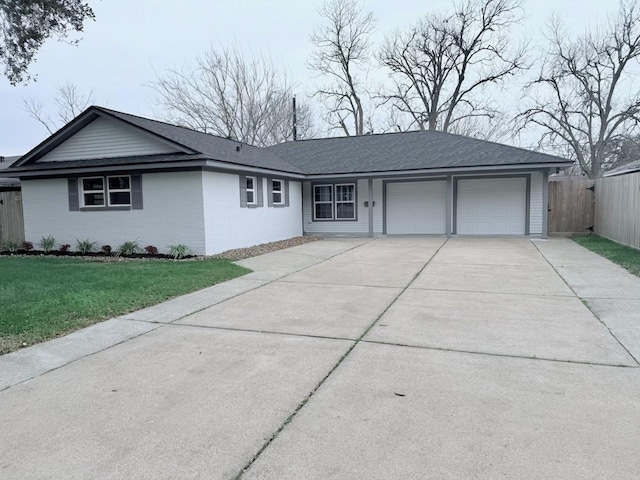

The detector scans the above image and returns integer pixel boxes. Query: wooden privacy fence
[548,176,594,235]
[0,190,25,245]
[595,171,640,249]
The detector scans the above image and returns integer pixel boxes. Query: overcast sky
[0,0,616,156]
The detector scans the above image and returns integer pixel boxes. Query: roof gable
[37,116,182,162]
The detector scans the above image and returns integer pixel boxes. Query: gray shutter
[267,178,274,207]
[239,175,248,207]
[131,175,143,210]
[256,176,264,207]
[284,180,290,207]
[68,178,79,211]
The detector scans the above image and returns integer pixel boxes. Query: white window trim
[335,183,356,220]
[246,176,257,205]
[106,175,131,207]
[313,184,334,220]
[80,176,106,208]
[80,175,132,208]
[272,179,284,205]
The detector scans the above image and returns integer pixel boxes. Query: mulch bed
[213,236,321,261]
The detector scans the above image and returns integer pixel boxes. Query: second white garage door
[456,177,527,235]
[386,181,447,234]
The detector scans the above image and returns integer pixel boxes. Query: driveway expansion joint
[531,240,640,366]
[232,238,450,479]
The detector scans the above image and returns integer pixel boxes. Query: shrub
[2,240,20,253]
[168,244,191,260]
[38,235,56,253]
[118,240,141,256]
[21,241,34,251]
[58,244,71,253]
[76,239,96,254]
[144,245,158,255]
[101,245,112,255]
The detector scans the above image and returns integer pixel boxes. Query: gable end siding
[38,116,181,162]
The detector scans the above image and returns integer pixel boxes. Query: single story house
[604,159,640,177]
[4,106,573,255]
[0,156,22,192]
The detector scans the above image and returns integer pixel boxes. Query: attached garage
[455,177,528,235]
[386,180,447,234]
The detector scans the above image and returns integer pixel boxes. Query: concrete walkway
[1,237,639,479]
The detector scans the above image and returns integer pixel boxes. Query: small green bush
[118,240,141,256]
[2,240,20,253]
[168,244,191,260]
[38,235,56,253]
[76,239,96,254]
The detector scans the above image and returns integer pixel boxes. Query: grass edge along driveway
[0,257,249,355]
[573,235,640,277]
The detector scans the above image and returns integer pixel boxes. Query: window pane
[315,202,333,219]
[83,178,103,191]
[314,186,332,202]
[109,192,131,205]
[247,191,255,204]
[273,192,282,204]
[272,180,282,192]
[108,176,130,190]
[336,203,355,219]
[336,185,354,202]
[84,193,104,206]
[246,177,254,190]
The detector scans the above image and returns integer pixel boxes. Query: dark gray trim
[256,176,264,207]
[310,181,358,222]
[452,174,530,235]
[67,178,79,211]
[368,178,374,237]
[284,180,290,207]
[446,174,453,237]
[542,169,549,238]
[131,174,143,210]
[239,175,248,207]
[267,178,274,207]
[79,206,131,212]
[382,177,448,235]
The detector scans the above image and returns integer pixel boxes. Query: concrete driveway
[1,237,640,479]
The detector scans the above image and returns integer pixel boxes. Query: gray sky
[0,0,614,155]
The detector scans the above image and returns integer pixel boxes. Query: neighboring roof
[604,159,640,177]
[267,130,572,175]
[7,106,573,178]
[0,155,21,188]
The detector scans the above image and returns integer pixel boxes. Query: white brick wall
[202,171,302,255]
[21,171,207,254]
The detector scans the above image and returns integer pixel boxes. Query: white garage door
[386,181,447,234]
[456,177,526,235]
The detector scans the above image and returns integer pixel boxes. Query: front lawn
[573,235,640,277]
[0,257,249,354]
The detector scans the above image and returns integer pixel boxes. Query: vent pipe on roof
[292,96,298,141]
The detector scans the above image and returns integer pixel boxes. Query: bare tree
[309,0,375,136]
[519,1,640,178]
[378,0,526,136]
[23,81,95,134]
[150,44,315,146]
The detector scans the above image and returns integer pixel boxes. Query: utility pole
[292,96,298,141]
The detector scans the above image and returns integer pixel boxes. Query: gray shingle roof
[266,130,571,175]
[0,155,21,187]
[96,107,304,174]
[604,159,640,177]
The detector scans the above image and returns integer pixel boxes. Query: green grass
[0,257,250,354]
[573,235,640,277]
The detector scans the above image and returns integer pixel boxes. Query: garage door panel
[387,181,446,235]
[456,178,526,235]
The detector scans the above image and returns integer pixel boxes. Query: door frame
[382,177,447,235]
[453,174,531,235]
